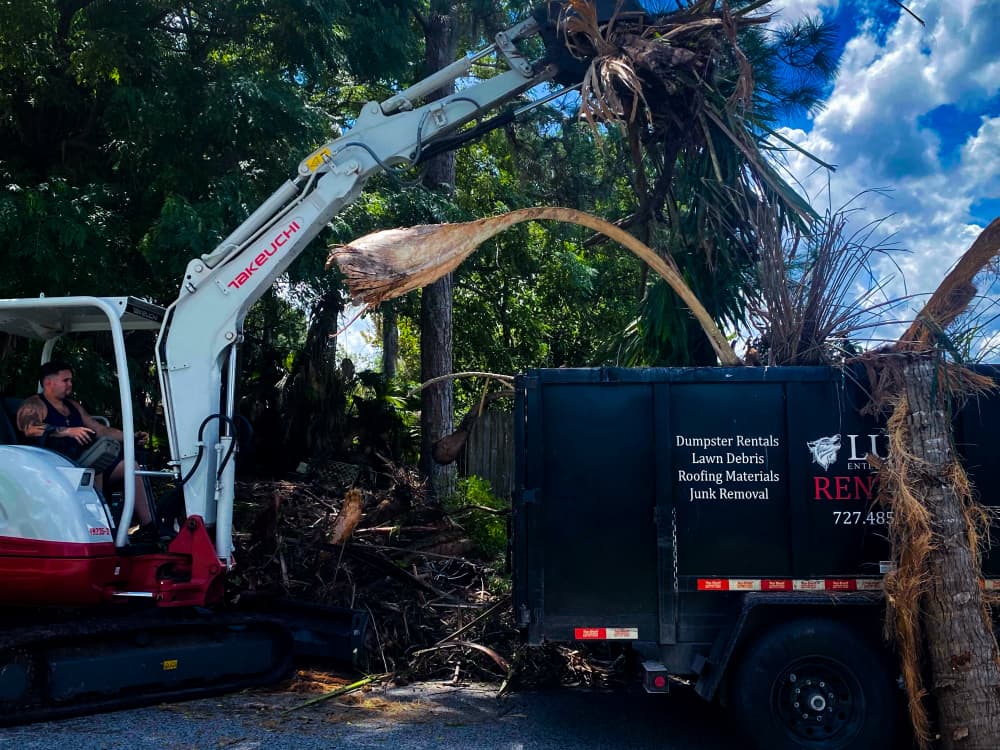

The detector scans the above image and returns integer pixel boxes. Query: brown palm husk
[868,218,1000,747]
[554,0,814,230]
[878,397,933,745]
[328,206,740,365]
[560,0,767,139]
[876,369,994,748]
[329,487,364,545]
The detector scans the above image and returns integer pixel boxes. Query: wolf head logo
[807,434,841,471]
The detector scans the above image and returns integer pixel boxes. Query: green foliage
[0,1,420,450]
[430,119,643,409]
[348,368,421,465]
[446,475,508,562]
[0,0,420,304]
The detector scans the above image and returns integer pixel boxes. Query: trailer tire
[730,617,899,750]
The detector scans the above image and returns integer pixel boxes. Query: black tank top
[38,394,86,461]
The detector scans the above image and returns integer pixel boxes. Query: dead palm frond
[328,206,740,366]
[741,195,903,366]
[557,0,807,221]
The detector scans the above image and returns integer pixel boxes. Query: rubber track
[0,608,295,726]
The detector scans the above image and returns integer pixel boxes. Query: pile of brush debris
[228,459,624,691]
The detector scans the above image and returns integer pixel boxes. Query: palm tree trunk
[894,356,1000,749]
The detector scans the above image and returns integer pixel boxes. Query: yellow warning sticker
[162,659,178,671]
[305,147,331,172]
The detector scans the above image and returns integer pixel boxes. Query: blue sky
[774,0,1000,347]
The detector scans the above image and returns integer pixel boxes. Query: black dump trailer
[511,365,1000,750]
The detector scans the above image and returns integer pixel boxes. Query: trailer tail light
[642,661,670,693]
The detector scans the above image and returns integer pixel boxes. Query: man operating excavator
[16,360,161,541]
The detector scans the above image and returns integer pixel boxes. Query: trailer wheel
[731,617,899,750]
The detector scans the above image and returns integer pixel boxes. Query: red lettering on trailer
[834,476,851,499]
[227,221,301,290]
[854,475,877,499]
[826,579,856,591]
[762,579,792,591]
[814,475,878,500]
[814,476,832,499]
[697,579,727,591]
[89,527,111,536]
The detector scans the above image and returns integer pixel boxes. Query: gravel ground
[1,678,742,749]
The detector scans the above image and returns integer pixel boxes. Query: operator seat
[0,398,23,445]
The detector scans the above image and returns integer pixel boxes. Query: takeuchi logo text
[227,221,301,290]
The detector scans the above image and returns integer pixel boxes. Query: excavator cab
[0,296,176,604]
[0,297,362,723]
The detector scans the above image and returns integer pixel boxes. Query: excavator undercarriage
[0,599,366,726]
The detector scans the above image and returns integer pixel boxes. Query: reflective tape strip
[696,578,885,591]
[574,627,639,640]
[697,579,1000,592]
[856,579,884,591]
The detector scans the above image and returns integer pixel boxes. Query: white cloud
[960,116,1000,196]
[770,0,839,23]
[776,0,1000,341]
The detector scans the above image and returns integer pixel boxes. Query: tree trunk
[381,302,398,381]
[418,2,457,499]
[894,356,1000,749]
[281,288,348,469]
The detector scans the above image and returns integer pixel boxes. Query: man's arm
[73,400,124,440]
[16,396,94,443]
[74,400,146,444]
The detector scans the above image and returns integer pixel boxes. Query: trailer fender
[695,591,884,703]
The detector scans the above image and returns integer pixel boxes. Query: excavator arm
[153,2,644,561]
[154,10,549,560]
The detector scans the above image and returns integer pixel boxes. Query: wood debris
[230,460,622,691]
[230,461,512,681]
